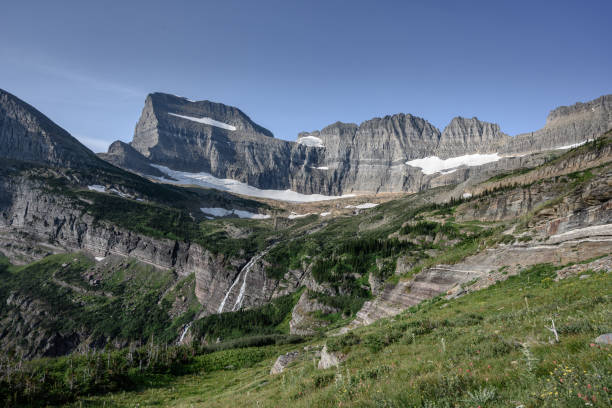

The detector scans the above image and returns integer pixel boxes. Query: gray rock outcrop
[270,351,300,374]
[289,291,340,335]
[318,345,346,369]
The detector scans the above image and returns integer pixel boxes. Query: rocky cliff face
[107,93,611,196]
[504,94,612,154]
[437,117,510,158]
[0,89,107,169]
[130,93,316,190]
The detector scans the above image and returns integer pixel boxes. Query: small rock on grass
[594,333,612,345]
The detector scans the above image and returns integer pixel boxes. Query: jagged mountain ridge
[106,92,612,195]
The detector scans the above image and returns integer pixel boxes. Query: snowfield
[345,203,379,209]
[554,140,588,150]
[150,165,355,202]
[320,212,332,217]
[297,135,325,148]
[94,256,105,262]
[200,207,270,219]
[288,212,313,219]
[168,113,237,131]
[109,188,128,198]
[316,166,329,170]
[88,185,106,193]
[406,153,502,175]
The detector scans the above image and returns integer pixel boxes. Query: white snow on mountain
[233,210,271,219]
[200,207,233,217]
[200,207,271,219]
[345,203,378,209]
[88,185,106,193]
[297,135,325,148]
[151,164,355,203]
[168,113,237,131]
[320,212,332,217]
[406,153,502,175]
[316,166,329,170]
[288,212,313,219]
[554,140,588,150]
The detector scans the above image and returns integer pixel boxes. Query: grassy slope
[0,253,196,353]
[76,263,611,407]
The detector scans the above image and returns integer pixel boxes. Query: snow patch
[462,193,473,199]
[288,212,313,219]
[151,165,355,203]
[320,212,332,217]
[297,135,324,148]
[168,113,237,131]
[554,140,588,150]
[200,207,270,219]
[94,256,105,262]
[316,166,329,170]
[109,188,129,198]
[233,210,271,220]
[406,153,502,175]
[345,203,378,209]
[88,185,106,193]
[200,207,232,217]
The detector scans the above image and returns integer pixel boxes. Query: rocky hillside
[1,130,610,407]
[104,92,611,195]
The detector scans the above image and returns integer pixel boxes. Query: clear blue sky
[1,0,611,152]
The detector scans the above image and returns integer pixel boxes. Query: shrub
[327,331,360,353]
[313,372,335,388]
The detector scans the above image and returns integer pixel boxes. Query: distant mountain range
[100,92,611,196]
[0,87,610,198]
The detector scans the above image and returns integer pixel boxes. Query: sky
[1,0,611,152]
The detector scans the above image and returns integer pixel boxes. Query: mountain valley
[0,88,610,407]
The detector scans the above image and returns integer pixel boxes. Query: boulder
[318,345,346,369]
[270,351,299,375]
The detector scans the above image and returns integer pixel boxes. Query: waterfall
[217,246,274,314]
[178,322,192,344]
[231,251,266,311]
[217,268,244,313]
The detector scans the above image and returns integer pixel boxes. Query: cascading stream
[177,322,192,344]
[217,246,274,313]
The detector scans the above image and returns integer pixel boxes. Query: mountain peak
[0,88,105,168]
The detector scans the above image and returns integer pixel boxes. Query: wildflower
[587,384,592,389]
